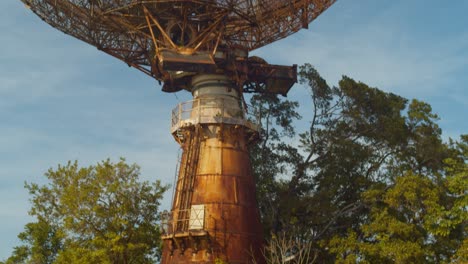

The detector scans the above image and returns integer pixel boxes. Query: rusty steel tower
[20,0,336,263]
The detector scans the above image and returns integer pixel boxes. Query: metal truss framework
[21,0,336,94]
[19,1,338,262]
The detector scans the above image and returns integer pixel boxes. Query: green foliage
[328,163,467,263]
[3,159,168,264]
[251,64,467,263]
[214,258,228,264]
[3,64,465,263]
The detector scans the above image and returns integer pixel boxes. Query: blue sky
[1,0,467,259]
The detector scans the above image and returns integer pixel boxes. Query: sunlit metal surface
[19,1,336,263]
[170,98,259,134]
[21,0,335,92]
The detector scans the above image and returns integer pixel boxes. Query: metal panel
[188,204,204,230]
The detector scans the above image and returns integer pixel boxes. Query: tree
[2,159,168,264]
[250,64,467,263]
[254,233,318,264]
[328,141,467,263]
[4,64,465,263]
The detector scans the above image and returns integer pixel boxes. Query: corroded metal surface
[21,0,336,52]
[163,75,263,263]
[20,0,332,93]
[163,125,264,263]
[19,0,336,262]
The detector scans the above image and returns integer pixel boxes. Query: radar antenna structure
[20,0,336,263]
[22,0,335,94]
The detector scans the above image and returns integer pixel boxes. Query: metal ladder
[175,125,201,232]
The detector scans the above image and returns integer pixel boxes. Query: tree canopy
[250,64,467,263]
[3,65,466,263]
[2,159,168,264]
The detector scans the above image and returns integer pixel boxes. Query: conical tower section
[161,74,263,263]
[19,1,337,263]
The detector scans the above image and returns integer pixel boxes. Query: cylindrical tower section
[161,74,264,263]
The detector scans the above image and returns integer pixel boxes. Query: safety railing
[171,97,260,133]
[160,205,206,237]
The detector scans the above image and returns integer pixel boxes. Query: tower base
[161,75,264,264]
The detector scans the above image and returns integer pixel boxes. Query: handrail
[160,206,205,236]
[171,97,260,133]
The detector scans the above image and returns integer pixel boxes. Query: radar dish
[18,1,337,262]
[21,0,335,93]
